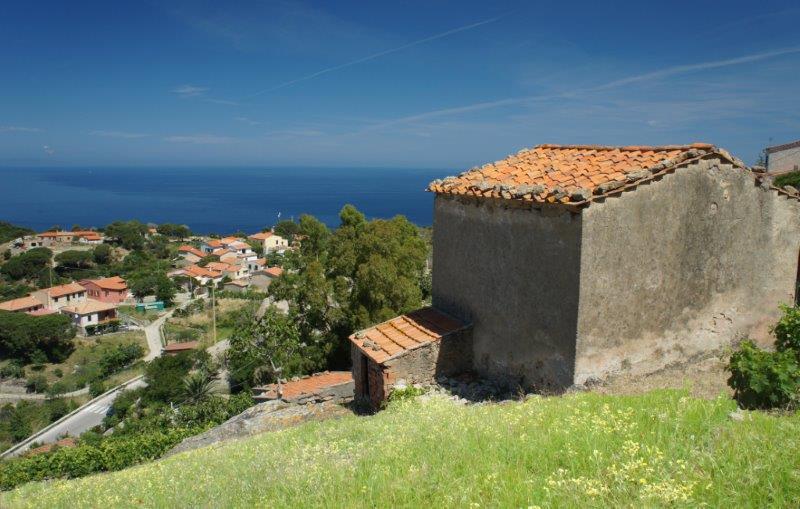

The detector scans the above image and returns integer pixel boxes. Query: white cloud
[163,134,237,145]
[89,130,149,139]
[235,116,261,126]
[172,84,209,98]
[0,125,42,133]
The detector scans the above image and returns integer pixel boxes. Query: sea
[0,166,450,234]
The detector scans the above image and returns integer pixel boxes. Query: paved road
[2,377,146,458]
[2,298,197,458]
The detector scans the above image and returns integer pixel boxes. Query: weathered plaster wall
[576,158,800,383]
[432,196,582,390]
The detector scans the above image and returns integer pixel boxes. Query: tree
[0,248,52,282]
[227,307,324,390]
[156,223,192,239]
[298,214,330,259]
[9,408,31,442]
[268,205,428,369]
[143,353,193,404]
[54,250,93,269]
[92,244,113,265]
[155,276,177,306]
[273,220,300,240]
[0,221,34,244]
[0,311,76,363]
[104,221,148,250]
[182,372,214,404]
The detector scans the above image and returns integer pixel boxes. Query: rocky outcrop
[166,399,352,457]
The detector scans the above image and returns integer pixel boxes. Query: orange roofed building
[79,276,128,304]
[351,143,800,407]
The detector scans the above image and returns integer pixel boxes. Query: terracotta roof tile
[43,282,87,298]
[248,232,274,241]
[256,371,352,400]
[428,143,742,207]
[178,245,205,258]
[61,299,117,315]
[163,340,198,352]
[350,307,468,364]
[0,296,42,312]
[82,276,127,291]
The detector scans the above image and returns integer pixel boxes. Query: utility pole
[211,283,217,344]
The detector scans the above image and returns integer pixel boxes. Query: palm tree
[182,371,214,403]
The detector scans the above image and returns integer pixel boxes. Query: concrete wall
[767,145,800,174]
[432,196,582,390]
[576,158,800,383]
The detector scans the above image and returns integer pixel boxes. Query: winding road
[1,298,193,459]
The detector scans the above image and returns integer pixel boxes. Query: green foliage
[143,353,194,404]
[54,250,93,269]
[0,222,34,244]
[127,265,176,306]
[269,205,429,368]
[773,304,800,355]
[227,307,324,390]
[104,221,148,250]
[8,409,31,442]
[89,380,106,398]
[0,283,34,301]
[272,220,300,240]
[0,248,52,283]
[91,244,112,265]
[773,171,800,188]
[387,385,426,403]
[156,223,192,239]
[182,372,214,404]
[0,311,76,363]
[0,391,255,491]
[0,363,24,380]
[25,375,49,393]
[728,340,800,409]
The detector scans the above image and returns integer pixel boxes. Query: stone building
[766,139,800,174]
[350,307,471,407]
[351,143,800,407]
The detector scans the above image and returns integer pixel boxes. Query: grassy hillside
[3,390,799,508]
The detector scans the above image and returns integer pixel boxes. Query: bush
[25,375,49,393]
[773,304,800,355]
[0,363,24,380]
[89,380,106,398]
[728,340,800,409]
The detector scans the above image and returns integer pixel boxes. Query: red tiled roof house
[79,276,128,303]
[421,143,800,391]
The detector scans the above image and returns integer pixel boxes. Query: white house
[248,231,288,253]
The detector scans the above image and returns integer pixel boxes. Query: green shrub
[0,363,24,380]
[24,375,49,393]
[53,368,63,378]
[773,304,800,355]
[773,171,800,188]
[728,340,800,409]
[387,385,426,403]
[89,380,106,398]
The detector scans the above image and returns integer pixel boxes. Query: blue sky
[1,0,799,168]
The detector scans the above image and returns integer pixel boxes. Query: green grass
[40,331,147,391]
[2,389,799,508]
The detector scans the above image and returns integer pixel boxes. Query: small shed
[350,307,471,408]
[162,340,199,356]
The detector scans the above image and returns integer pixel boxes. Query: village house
[247,258,267,273]
[177,245,205,264]
[30,282,87,310]
[248,231,289,253]
[206,261,249,279]
[200,239,223,253]
[169,264,224,287]
[250,266,283,291]
[79,276,129,304]
[223,279,251,293]
[60,299,118,332]
[27,230,103,248]
[766,139,800,174]
[350,142,800,408]
[0,296,48,314]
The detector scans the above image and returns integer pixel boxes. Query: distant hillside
[0,222,33,245]
[3,390,799,507]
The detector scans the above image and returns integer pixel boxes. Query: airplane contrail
[245,13,506,98]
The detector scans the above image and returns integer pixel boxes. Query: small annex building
[351,142,800,407]
[350,307,471,407]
